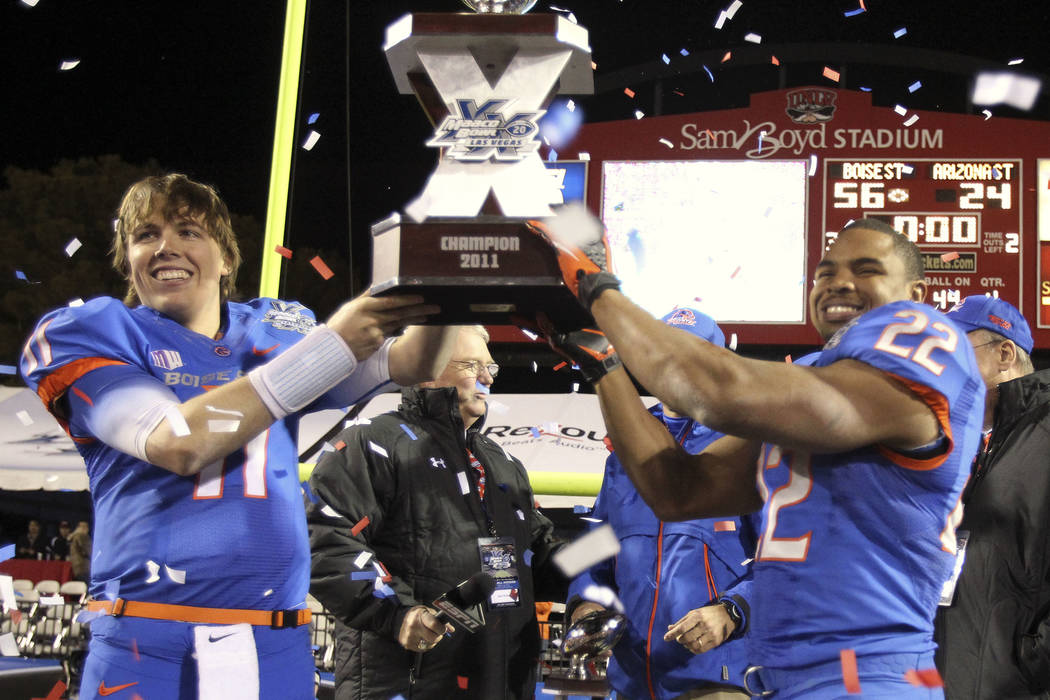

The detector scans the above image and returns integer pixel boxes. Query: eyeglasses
[451,359,499,378]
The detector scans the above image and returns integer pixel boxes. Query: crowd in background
[14,518,92,580]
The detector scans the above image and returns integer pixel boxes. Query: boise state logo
[665,308,698,329]
[785,88,837,124]
[263,301,316,335]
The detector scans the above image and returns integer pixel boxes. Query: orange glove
[526,204,621,309]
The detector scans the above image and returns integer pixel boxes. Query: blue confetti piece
[301,481,320,504]
[547,149,558,162]
[373,581,396,599]
[274,469,287,478]
[523,549,533,566]
[0,365,16,375]
[702,64,714,82]
[661,53,670,65]
[399,424,418,440]
[908,80,922,93]
[893,27,907,39]
[75,608,105,624]
[15,270,27,281]
[0,544,14,562]
[859,86,872,92]
[475,380,490,395]
[843,7,865,16]
[679,48,690,57]
[308,112,320,124]
[573,505,591,514]
[530,427,541,438]
[351,570,378,580]
[103,579,120,601]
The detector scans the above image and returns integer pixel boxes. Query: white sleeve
[321,337,398,408]
[81,375,180,462]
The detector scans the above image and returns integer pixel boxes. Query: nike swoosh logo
[252,343,280,356]
[209,631,237,643]
[98,681,139,696]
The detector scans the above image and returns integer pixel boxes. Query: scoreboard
[511,86,1050,349]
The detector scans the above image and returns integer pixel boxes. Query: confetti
[730,265,741,279]
[729,333,738,351]
[0,545,13,562]
[859,86,872,92]
[516,509,525,520]
[809,154,818,176]
[901,164,914,174]
[65,238,82,257]
[547,149,558,162]
[822,66,840,82]
[475,380,490,394]
[165,405,190,437]
[940,252,960,262]
[982,109,993,120]
[457,471,471,495]
[20,0,41,6]
[903,114,919,127]
[659,138,674,148]
[894,104,908,116]
[310,255,335,280]
[399,424,418,440]
[208,419,239,433]
[15,410,32,426]
[368,441,388,458]
[908,80,922,93]
[661,54,670,65]
[623,87,635,98]
[714,10,728,29]
[904,668,944,688]
[726,0,743,19]
[702,65,714,82]
[553,524,621,578]
[59,59,80,71]
[40,594,64,606]
[320,504,340,518]
[165,564,186,584]
[15,269,27,281]
[721,51,732,63]
[523,549,533,565]
[350,516,370,536]
[334,440,346,450]
[577,152,590,161]
[744,33,762,44]
[519,328,538,341]
[43,680,68,700]
[351,570,378,580]
[673,89,685,96]
[531,361,538,372]
[580,583,624,612]
[572,382,580,393]
[785,355,793,363]
[307,112,320,124]
[1008,58,1024,66]
[843,7,865,16]
[353,551,373,568]
[679,48,690,57]
[457,677,470,690]
[145,560,161,584]
[566,99,575,111]
[302,130,321,150]
[274,245,293,258]
[771,55,780,66]
[132,637,141,661]
[634,110,644,120]
[972,72,1042,110]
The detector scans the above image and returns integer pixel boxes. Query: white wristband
[248,325,357,420]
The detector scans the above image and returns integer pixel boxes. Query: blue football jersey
[749,300,984,667]
[20,296,394,611]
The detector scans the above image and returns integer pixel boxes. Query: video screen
[601,160,809,323]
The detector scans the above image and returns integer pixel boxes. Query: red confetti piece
[552,361,568,372]
[623,87,636,98]
[823,66,841,82]
[10,609,22,625]
[310,255,334,280]
[36,680,66,700]
[590,61,597,70]
[274,245,293,259]
[457,676,469,690]
[602,436,614,452]
[132,637,140,662]
[721,51,732,63]
[940,252,960,262]
[673,90,685,96]
[334,440,346,451]
[375,560,392,583]
[904,668,944,688]
[731,265,741,279]
[771,55,780,66]
[860,0,866,8]
[350,516,370,536]
[840,649,861,694]
[72,386,94,406]
[705,129,715,139]
[784,355,793,363]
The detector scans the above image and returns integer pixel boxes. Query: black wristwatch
[719,598,743,631]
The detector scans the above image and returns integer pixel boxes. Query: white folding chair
[59,580,87,603]
[12,579,33,593]
[34,579,60,596]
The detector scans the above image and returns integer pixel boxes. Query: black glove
[549,328,622,383]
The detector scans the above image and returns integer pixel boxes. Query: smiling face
[427,329,495,429]
[809,226,926,340]
[126,201,230,336]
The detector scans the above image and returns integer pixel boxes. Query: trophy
[371,1,594,329]
[544,608,627,695]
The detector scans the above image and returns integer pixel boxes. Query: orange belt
[86,598,311,628]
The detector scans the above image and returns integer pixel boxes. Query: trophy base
[541,674,611,696]
[370,216,593,331]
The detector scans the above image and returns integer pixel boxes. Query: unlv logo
[785,88,837,124]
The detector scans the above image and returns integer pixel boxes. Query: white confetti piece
[40,594,64,606]
[520,328,538,341]
[577,152,590,161]
[457,471,470,495]
[165,405,190,437]
[729,333,738,351]
[634,110,645,120]
[353,551,373,569]
[67,298,84,307]
[165,564,186,584]
[65,238,82,257]
[206,405,243,417]
[714,10,728,29]
[659,137,674,148]
[20,0,40,6]
[903,114,919,127]
[566,99,575,112]
[893,27,907,39]
[982,109,993,120]
[579,516,603,523]
[302,130,321,151]
[0,575,15,613]
[531,361,538,373]
[320,504,340,518]
[207,419,240,433]
[145,560,161,583]
[580,584,624,612]
[744,33,762,44]
[516,509,525,520]
[15,410,32,426]
[553,524,621,578]
[368,441,388,458]
[263,589,273,597]
[0,633,18,657]
[572,382,580,393]
[809,154,818,176]
[893,104,907,116]
[902,164,914,174]
[726,0,743,18]
[972,72,1042,110]
[1008,58,1024,66]
[59,59,80,71]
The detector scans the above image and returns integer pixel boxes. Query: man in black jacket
[308,325,566,699]
[935,295,1050,698]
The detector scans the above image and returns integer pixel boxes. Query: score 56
[833,182,885,209]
